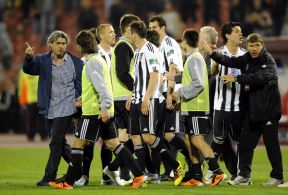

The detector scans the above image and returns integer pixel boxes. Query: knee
[104,138,120,151]
[72,138,87,149]
[190,136,204,149]
[131,135,142,145]
[142,134,156,145]
[164,133,175,142]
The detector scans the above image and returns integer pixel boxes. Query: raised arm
[22,42,40,75]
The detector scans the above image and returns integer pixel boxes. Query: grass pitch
[0,147,287,195]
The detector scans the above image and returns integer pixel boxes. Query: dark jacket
[23,52,83,116]
[210,48,281,122]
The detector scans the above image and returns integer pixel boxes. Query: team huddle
[23,13,285,189]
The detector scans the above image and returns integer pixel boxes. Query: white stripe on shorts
[80,119,89,139]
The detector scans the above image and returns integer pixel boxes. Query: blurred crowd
[0,0,288,136]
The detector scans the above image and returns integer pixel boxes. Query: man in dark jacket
[203,33,284,186]
[23,30,83,186]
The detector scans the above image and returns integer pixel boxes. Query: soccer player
[49,30,146,190]
[110,14,140,182]
[127,20,184,186]
[74,24,117,186]
[202,22,246,184]
[171,29,225,187]
[149,15,191,180]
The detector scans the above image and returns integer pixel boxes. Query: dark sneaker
[36,179,51,186]
[160,174,173,181]
[55,174,66,182]
[100,179,116,185]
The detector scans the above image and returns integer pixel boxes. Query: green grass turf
[0,147,287,195]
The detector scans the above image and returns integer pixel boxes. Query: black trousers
[42,116,72,181]
[238,114,283,180]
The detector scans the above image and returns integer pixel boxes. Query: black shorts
[184,114,211,136]
[129,99,159,135]
[165,109,185,134]
[155,100,166,137]
[75,116,118,142]
[213,110,244,142]
[114,101,129,129]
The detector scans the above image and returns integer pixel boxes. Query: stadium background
[0,1,288,195]
[0,0,288,143]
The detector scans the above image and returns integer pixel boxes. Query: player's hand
[126,96,132,111]
[221,74,236,83]
[25,42,34,58]
[98,110,110,123]
[76,96,82,107]
[169,63,177,71]
[141,97,150,116]
[166,95,174,110]
[171,91,180,101]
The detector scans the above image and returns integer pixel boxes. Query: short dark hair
[76,30,98,54]
[246,33,264,45]
[119,14,140,34]
[149,15,166,28]
[130,21,147,39]
[183,28,199,48]
[146,29,160,47]
[221,22,241,43]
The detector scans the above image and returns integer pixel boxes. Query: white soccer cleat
[74,175,89,186]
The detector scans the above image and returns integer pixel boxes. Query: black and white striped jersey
[160,35,183,92]
[132,41,161,104]
[214,46,246,112]
[98,45,112,70]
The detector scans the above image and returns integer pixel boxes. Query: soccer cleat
[204,170,213,185]
[227,175,237,183]
[174,161,185,186]
[180,178,204,187]
[74,175,89,186]
[100,179,116,185]
[228,175,252,186]
[49,181,73,190]
[146,173,160,184]
[131,175,147,189]
[261,178,284,186]
[210,172,225,187]
[278,182,288,187]
[119,178,133,186]
[103,166,127,186]
[160,174,173,181]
